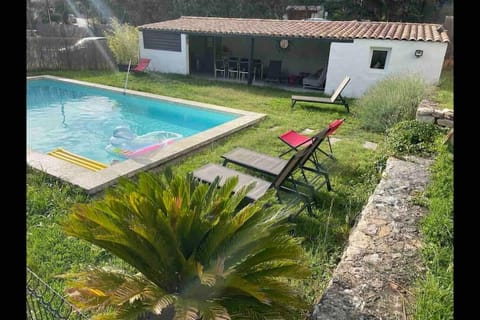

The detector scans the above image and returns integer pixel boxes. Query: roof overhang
[139,16,450,43]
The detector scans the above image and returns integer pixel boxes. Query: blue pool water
[27,78,238,164]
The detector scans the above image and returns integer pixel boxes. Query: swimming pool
[28,78,238,164]
[27,76,266,194]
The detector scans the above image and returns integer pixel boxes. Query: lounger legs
[316,137,336,160]
[338,95,349,113]
[279,147,298,157]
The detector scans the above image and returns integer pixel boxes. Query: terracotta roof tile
[139,17,449,43]
[385,23,397,39]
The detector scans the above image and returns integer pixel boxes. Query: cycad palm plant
[61,170,311,319]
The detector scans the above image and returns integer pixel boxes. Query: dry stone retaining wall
[416,99,453,128]
[311,156,432,320]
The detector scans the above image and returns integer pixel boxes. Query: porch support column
[247,37,254,85]
[212,36,216,77]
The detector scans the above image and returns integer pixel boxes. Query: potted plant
[104,17,139,71]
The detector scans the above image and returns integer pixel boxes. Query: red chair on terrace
[278,118,345,160]
[132,58,151,73]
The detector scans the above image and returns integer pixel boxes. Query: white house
[138,17,449,98]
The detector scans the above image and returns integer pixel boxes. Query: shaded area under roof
[139,16,450,42]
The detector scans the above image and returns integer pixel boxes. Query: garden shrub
[104,18,139,65]
[356,74,427,132]
[385,120,441,157]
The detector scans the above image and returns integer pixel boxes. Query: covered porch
[187,34,333,91]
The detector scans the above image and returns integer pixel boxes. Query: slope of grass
[408,65,453,319]
[432,68,453,110]
[411,144,453,320]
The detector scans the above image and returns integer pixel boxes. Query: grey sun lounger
[192,145,313,206]
[221,127,332,191]
[291,76,351,112]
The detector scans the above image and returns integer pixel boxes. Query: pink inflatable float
[106,126,182,158]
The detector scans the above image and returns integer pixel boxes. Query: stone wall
[416,99,453,128]
[311,156,432,320]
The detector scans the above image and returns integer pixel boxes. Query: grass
[409,67,453,319]
[27,70,384,311]
[411,144,453,320]
[432,68,453,110]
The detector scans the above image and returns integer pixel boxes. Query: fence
[27,37,116,71]
[27,267,89,320]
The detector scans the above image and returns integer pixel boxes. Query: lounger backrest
[271,127,331,191]
[318,68,327,85]
[140,58,150,64]
[328,118,345,135]
[133,58,151,72]
[330,76,351,102]
[298,127,331,168]
[272,146,311,189]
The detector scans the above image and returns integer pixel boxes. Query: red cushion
[328,119,345,134]
[279,130,312,148]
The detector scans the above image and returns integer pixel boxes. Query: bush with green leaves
[385,120,441,157]
[104,18,139,65]
[355,74,427,132]
[61,170,311,319]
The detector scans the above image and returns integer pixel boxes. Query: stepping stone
[329,137,341,145]
[363,141,378,150]
[301,128,315,134]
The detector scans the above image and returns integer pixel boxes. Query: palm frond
[152,294,177,315]
[115,300,152,320]
[244,263,311,280]
[174,301,198,320]
[62,171,312,319]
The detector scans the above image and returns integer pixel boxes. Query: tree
[322,0,453,22]
[61,170,311,319]
[104,17,139,65]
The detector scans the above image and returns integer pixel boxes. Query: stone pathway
[311,156,433,320]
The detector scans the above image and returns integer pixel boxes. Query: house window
[370,49,389,69]
[143,30,181,52]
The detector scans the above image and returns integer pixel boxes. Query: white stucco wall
[325,39,448,98]
[139,33,189,74]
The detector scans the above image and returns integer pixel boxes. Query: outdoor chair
[192,145,316,216]
[214,59,226,78]
[291,76,351,112]
[302,67,327,90]
[278,118,345,160]
[238,59,249,80]
[132,58,151,73]
[253,59,263,80]
[227,57,239,79]
[220,127,332,192]
[264,60,282,82]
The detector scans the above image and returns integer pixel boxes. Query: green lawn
[432,68,453,110]
[411,144,453,320]
[27,70,385,308]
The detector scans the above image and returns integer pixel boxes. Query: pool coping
[27,75,267,194]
